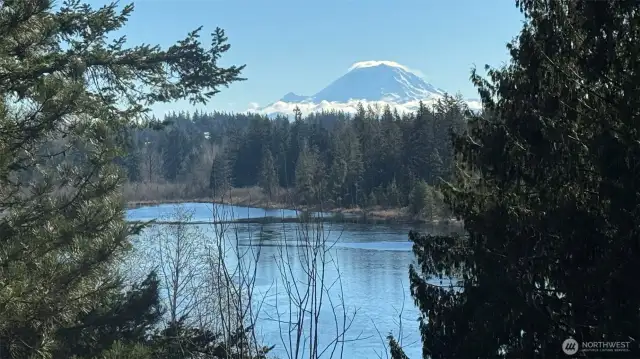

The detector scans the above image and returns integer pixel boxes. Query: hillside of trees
[0,0,274,357]
[118,97,467,218]
[3,0,640,358]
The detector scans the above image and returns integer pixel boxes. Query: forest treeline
[118,97,467,216]
[0,0,273,358]
[3,0,640,358]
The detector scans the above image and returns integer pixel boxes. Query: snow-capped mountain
[254,61,481,117]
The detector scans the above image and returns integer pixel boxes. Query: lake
[126,203,458,359]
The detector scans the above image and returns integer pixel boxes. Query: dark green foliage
[385,177,402,207]
[295,143,326,205]
[426,150,443,185]
[233,116,271,186]
[149,321,274,359]
[408,180,430,216]
[53,273,163,359]
[210,151,231,197]
[162,127,196,182]
[379,106,403,187]
[120,99,467,210]
[0,0,243,357]
[388,335,410,359]
[51,272,273,359]
[402,0,640,358]
[117,129,143,182]
[259,147,278,199]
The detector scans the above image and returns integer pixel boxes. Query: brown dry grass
[327,205,411,222]
[225,186,296,209]
[123,182,196,203]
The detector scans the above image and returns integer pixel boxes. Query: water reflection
[126,202,328,222]
[125,204,461,359]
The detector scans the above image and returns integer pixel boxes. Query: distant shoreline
[123,185,462,226]
[125,199,461,226]
[126,199,418,225]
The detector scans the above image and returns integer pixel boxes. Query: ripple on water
[125,203,441,359]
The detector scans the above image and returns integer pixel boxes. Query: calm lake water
[126,203,458,359]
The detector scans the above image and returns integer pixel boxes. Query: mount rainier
[253,61,481,117]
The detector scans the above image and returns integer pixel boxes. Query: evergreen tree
[0,0,243,356]
[295,143,325,205]
[380,105,403,187]
[286,108,305,187]
[388,335,410,359]
[259,147,278,200]
[272,117,291,187]
[427,149,444,185]
[408,179,429,216]
[162,127,187,181]
[233,116,269,187]
[407,102,435,184]
[327,155,348,206]
[366,191,378,208]
[396,1,640,358]
[122,150,142,182]
[117,129,142,182]
[432,95,466,180]
[345,130,365,207]
[326,119,350,205]
[385,177,401,207]
[210,152,231,199]
[118,101,466,214]
[149,320,273,359]
[52,273,163,358]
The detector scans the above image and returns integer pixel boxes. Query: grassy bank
[127,213,429,226]
[124,182,459,225]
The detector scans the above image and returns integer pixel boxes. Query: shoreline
[125,197,462,227]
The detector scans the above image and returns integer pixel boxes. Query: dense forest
[2,0,640,358]
[0,0,270,357]
[392,0,640,358]
[119,97,467,217]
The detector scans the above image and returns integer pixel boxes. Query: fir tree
[427,149,444,185]
[52,273,163,358]
[395,1,640,357]
[407,102,435,183]
[117,100,466,212]
[295,143,325,205]
[385,177,401,207]
[408,179,430,216]
[0,0,243,356]
[210,152,231,199]
[259,147,278,200]
[162,127,190,182]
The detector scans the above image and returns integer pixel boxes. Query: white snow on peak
[255,60,481,117]
[252,99,482,118]
[347,60,414,74]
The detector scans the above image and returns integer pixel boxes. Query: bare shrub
[266,206,364,359]
[197,201,269,357]
[124,192,363,359]
[149,205,206,325]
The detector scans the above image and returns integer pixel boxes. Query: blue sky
[90,0,524,116]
